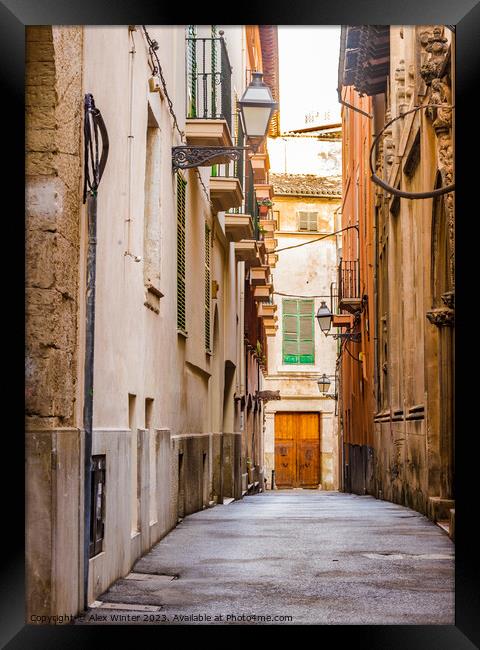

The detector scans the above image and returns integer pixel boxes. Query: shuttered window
[298,211,318,232]
[205,223,211,352]
[176,174,187,333]
[282,299,314,364]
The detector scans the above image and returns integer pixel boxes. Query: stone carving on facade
[405,63,415,104]
[420,25,454,291]
[394,59,408,116]
[441,291,454,309]
[420,26,449,85]
[382,108,396,175]
[426,307,454,327]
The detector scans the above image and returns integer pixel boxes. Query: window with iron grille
[205,223,211,352]
[297,211,318,232]
[282,299,315,364]
[89,455,106,558]
[176,174,187,333]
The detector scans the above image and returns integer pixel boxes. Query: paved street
[76,491,454,625]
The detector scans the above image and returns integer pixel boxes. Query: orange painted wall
[340,86,375,449]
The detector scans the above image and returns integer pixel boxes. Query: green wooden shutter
[176,174,187,333]
[298,299,315,363]
[282,299,314,364]
[205,223,211,352]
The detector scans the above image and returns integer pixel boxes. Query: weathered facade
[337,25,454,535]
[261,136,342,491]
[26,24,279,619]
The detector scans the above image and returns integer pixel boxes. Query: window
[282,299,315,364]
[297,211,318,232]
[144,105,162,312]
[205,223,211,352]
[176,174,187,333]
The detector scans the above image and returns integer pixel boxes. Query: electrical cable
[142,25,185,144]
[274,292,332,298]
[343,338,362,362]
[142,27,212,208]
[274,224,358,253]
[369,103,455,199]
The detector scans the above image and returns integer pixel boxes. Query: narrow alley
[24,22,458,632]
[76,491,454,625]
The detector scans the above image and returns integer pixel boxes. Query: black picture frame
[5,0,479,646]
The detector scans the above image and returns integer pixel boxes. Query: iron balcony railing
[186,36,232,134]
[338,258,360,303]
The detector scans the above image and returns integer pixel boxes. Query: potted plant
[258,199,273,216]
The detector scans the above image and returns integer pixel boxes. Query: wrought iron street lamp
[172,71,277,170]
[315,301,333,334]
[315,300,361,342]
[317,373,337,400]
[238,72,278,148]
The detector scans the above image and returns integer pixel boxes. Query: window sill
[177,329,189,338]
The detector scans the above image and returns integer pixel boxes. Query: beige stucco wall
[26,24,260,618]
[79,25,247,600]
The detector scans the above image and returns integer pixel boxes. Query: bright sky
[278,26,341,133]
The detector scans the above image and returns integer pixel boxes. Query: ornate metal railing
[186,35,232,134]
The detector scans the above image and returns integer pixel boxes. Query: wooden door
[274,412,320,488]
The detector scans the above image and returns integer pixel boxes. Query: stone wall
[25,26,85,619]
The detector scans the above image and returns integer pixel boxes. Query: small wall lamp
[315,300,361,342]
[316,373,337,400]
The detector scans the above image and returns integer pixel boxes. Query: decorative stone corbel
[426,307,454,327]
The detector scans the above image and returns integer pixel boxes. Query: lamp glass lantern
[316,301,333,335]
[238,72,278,141]
[317,374,331,394]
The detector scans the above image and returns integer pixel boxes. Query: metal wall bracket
[172,145,244,170]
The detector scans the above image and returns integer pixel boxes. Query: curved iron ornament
[172,145,244,170]
[369,104,455,199]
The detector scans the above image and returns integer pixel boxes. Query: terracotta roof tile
[270,173,342,197]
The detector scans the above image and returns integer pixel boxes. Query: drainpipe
[82,94,109,610]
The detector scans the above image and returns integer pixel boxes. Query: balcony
[225,214,253,242]
[186,35,233,147]
[338,258,362,314]
[267,252,278,268]
[210,175,243,212]
[251,152,270,183]
[253,284,273,302]
[254,183,274,202]
[257,302,277,318]
[249,266,270,286]
[263,238,278,253]
[259,218,276,236]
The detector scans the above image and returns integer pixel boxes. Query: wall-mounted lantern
[172,71,277,171]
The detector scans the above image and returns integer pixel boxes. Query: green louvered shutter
[176,174,187,333]
[205,223,211,352]
[282,299,314,364]
[298,299,315,363]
